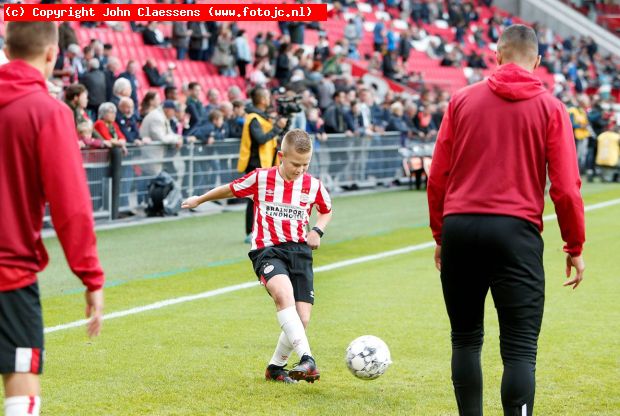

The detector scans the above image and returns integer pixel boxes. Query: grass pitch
[33,183,620,415]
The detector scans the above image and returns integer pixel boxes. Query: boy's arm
[183,169,259,209]
[181,184,234,209]
[307,210,332,250]
[313,210,332,233]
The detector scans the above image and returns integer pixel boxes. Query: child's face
[233,107,245,117]
[80,129,93,139]
[278,147,312,181]
[308,110,318,121]
[213,117,224,128]
[78,92,88,108]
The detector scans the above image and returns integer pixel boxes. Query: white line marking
[45,197,620,334]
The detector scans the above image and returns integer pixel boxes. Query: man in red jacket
[428,25,585,416]
[0,22,105,416]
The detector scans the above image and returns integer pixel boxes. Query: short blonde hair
[282,129,312,154]
[77,120,93,134]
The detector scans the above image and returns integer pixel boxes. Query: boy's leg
[266,295,313,374]
[265,275,312,360]
[287,244,319,382]
[3,374,41,416]
[1,284,44,416]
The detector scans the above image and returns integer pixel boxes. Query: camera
[276,95,303,117]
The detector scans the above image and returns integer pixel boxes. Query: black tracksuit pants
[440,214,545,416]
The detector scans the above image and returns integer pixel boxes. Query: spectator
[79,58,107,118]
[218,101,234,122]
[275,43,293,86]
[77,120,111,150]
[58,22,78,52]
[116,97,141,145]
[94,102,127,152]
[139,100,184,177]
[228,99,246,138]
[386,101,410,146]
[103,43,114,61]
[399,27,413,64]
[212,29,236,76]
[568,95,592,171]
[234,30,252,78]
[373,19,385,52]
[139,91,161,121]
[596,123,620,182]
[103,56,120,102]
[467,51,488,69]
[204,88,220,115]
[314,35,330,62]
[344,19,359,51]
[143,59,175,88]
[110,77,132,110]
[172,21,192,60]
[118,60,140,108]
[323,90,354,134]
[188,22,209,61]
[53,43,83,85]
[416,104,439,139]
[64,84,94,129]
[67,43,85,79]
[227,85,243,103]
[185,82,207,132]
[165,85,178,102]
[142,21,168,47]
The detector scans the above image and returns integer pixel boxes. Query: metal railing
[70,132,409,220]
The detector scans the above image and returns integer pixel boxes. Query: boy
[182,129,332,383]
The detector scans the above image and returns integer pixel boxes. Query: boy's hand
[307,230,321,249]
[181,196,201,209]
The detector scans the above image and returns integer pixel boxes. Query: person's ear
[278,150,284,160]
[43,44,59,78]
[45,44,58,65]
[534,55,541,70]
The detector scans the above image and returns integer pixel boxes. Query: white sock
[277,306,312,359]
[4,396,40,416]
[269,331,294,367]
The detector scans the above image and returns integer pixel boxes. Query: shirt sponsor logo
[264,202,307,221]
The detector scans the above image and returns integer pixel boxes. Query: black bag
[146,171,181,217]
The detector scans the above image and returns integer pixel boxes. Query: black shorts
[0,283,44,375]
[249,242,315,304]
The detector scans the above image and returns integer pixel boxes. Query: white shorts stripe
[15,348,32,373]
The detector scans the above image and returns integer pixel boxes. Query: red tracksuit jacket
[428,63,585,256]
[0,60,104,291]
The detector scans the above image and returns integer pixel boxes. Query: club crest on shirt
[300,193,310,203]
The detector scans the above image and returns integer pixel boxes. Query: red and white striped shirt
[230,167,332,250]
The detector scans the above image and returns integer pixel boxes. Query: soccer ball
[345,335,392,380]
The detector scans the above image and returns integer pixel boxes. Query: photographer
[237,87,288,243]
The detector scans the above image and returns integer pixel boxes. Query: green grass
[31,183,620,414]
